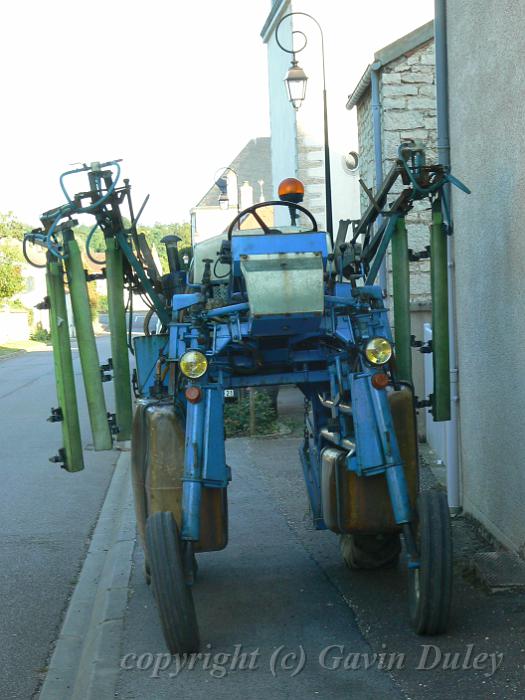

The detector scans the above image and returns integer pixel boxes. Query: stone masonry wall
[296,124,326,229]
[381,39,436,305]
[355,40,436,306]
[356,92,374,214]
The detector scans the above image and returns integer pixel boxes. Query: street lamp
[218,191,229,210]
[276,11,333,240]
[215,166,240,213]
[284,59,308,110]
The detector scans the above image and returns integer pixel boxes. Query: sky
[0,0,434,227]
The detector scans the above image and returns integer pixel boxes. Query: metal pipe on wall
[430,197,451,420]
[371,63,388,296]
[435,0,462,513]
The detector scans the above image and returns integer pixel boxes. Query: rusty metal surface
[130,400,227,552]
[321,385,418,533]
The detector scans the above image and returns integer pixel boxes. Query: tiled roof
[194,137,273,209]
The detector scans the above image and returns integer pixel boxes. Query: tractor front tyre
[146,511,200,653]
[341,532,401,569]
[408,490,453,635]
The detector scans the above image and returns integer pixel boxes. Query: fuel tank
[321,384,419,533]
[131,399,228,552]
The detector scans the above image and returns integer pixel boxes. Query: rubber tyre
[408,490,453,635]
[341,532,401,569]
[146,512,200,653]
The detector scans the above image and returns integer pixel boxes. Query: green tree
[0,242,24,302]
[138,221,191,273]
[73,219,191,272]
[0,212,27,241]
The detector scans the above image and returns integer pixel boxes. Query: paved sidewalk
[116,434,525,699]
[116,437,404,700]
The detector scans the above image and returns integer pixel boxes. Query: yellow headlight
[365,337,392,366]
[179,350,208,378]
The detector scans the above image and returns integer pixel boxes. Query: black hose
[22,237,46,268]
[143,306,156,336]
[213,258,231,279]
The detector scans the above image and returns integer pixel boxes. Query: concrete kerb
[0,349,25,362]
[38,450,136,700]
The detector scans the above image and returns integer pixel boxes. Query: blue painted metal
[182,399,206,541]
[133,335,169,395]
[123,150,461,568]
[173,292,202,312]
[201,386,228,487]
[299,445,326,530]
[385,464,413,525]
[231,232,328,275]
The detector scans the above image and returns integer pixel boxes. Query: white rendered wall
[447,0,525,553]
[191,207,236,245]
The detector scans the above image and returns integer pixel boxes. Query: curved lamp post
[276,11,333,240]
[215,166,240,212]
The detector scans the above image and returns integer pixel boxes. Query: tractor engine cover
[241,251,324,335]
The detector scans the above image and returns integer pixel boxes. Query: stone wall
[355,41,436,305]
[356,92,374,214]
[381,39,436,305]
[296,125,326,227]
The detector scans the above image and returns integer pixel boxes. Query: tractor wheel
[146,511,200,653]
[341,532,401,569]
[408,490,453,635]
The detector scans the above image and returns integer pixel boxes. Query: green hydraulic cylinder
[46,258,84,472]
[430,197,451,421]
[105,237,132,441]
[391,216,412,382]
[63,234,113,450]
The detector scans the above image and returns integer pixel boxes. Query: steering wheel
[227,200,318,240]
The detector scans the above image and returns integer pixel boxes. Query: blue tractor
[25,145,469,653]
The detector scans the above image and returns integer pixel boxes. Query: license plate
[223,389,235,398]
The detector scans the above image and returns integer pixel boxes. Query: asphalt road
[0,338,119,700]
[99,311,148,334]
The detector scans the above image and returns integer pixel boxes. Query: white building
[261,1,435,233]
[190,137,273,246]
[261,1,361,231]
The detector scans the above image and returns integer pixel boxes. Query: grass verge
[0,339,51,358]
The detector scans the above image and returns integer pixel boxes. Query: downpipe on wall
[435,0,462,514]
[371,63,388,296]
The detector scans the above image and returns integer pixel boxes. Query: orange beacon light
[278,178,305,203]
